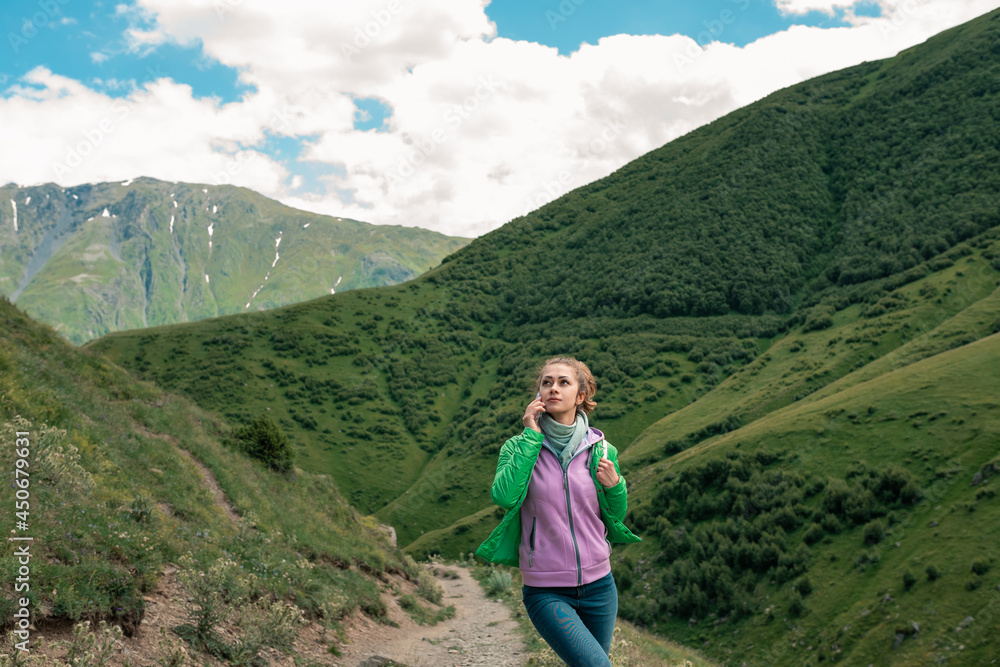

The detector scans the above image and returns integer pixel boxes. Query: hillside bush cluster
[621,451,923,625]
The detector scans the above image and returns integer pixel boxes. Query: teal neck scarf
[539,411,590,470]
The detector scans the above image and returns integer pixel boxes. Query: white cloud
[774,0,861,15]
[90,51,111,64]
[0,0,998,238]
[0,67,289,194]
[124,27,168,54]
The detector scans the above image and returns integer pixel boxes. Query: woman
[476,356,641,666]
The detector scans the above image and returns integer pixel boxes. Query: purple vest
[518,429,612,587]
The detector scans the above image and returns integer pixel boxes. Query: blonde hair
[534,356,597,415]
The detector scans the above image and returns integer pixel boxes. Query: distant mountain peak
[0,177,469,344]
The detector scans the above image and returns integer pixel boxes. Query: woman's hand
[596,459,620,487]
[522,397,546,432]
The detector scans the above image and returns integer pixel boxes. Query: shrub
[417,571,444,605]
[821,513,842,534]
[926,564,940,581]
[484,569,512,597]
[128,493,155,524]
[971,558,991,575]
[794,577,813,597]
[4,415,94,495]
[803,305,834,331]
[230,413,294,473]
[155,626,190,667]
[52,620,123,667]
[822,478,850,516]
[902,571,917,591]
[845,487,878,524]
[899,480,922,504]
[854,548,880,570]
[863,519,886,546]
[873,465,915,502]
[806,478,826,497]
[803,524,824,545]
[229,599,303,663]
[177,556,259,641]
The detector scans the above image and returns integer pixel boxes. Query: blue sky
[1,1,248,99]
[1,0,995,237]
[488,0,881,53]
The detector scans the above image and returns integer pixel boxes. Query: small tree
[232,413,294,473]
[863,519,886,546]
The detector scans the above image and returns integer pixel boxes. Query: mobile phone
[601,441,608,460]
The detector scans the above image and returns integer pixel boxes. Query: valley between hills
[3,8,1000,667]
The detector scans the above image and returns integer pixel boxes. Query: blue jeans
[522,571,618,667]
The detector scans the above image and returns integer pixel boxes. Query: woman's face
[538,363,584,423]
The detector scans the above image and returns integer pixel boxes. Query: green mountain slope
[85,9,1000,665]
[0,292,423,654]
[0,177,468,344]
[615,274,1000,665]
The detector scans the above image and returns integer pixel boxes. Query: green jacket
[475,427,641,567]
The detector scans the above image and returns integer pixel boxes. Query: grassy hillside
[84,9,1000,665]
[615,271,1000,665]
[0,177,468,344]
[0,293,427,662]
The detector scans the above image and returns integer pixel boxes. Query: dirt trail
[337,563,528,667]
[24,421,527,665]
[27,562,528,667]
[173,446,242,523]
[133,422,242,524]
